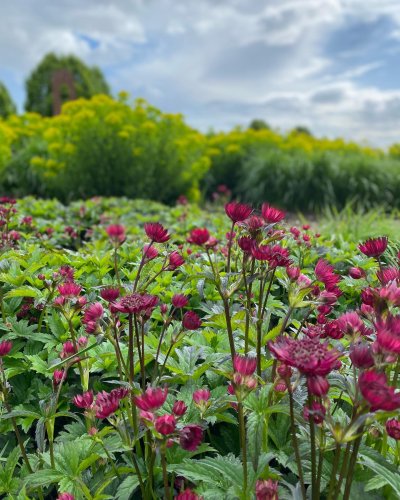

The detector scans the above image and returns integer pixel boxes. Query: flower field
[0,196,399,500]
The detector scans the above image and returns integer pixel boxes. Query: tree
[25,53,110,116]
[0,82,17,118]
[292,125,312,136]
[248,119,270,131]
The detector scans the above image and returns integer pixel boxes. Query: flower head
[359,370,400,411]
[134,387,168,411]
[187,228,210,246]
[307,375,329,396]
[114,293,158,315]
[143,244,158,261]
[144,222,170,243]
[94,391,120,419]
[193,388,210,404]
[0,340,12,357]
[57,494,75,500]
[172,400,187,416]
[256,479,279,500]
[359,237,388,258]
[106,224,126,244]
[233,355,257,376]
[172,294,189,309]
[350,342,374,368]
[261,203,285,224]
[168,251,185,270]
[82,302,103,334]
[376,315,400,354]
[303,402,326,425]
[225,202,252,223]
[58,283,82,297]
[155,414,176,435]
[179,424,203,451]
[100,287,120,302]
[269,336,341,377]
[386,419,400,440]
[73,390,94,409]
[53,370,65,386]
[182,311,202,330]
[349,267,366,279]
[175,489,201,500]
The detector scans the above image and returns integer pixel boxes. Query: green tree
[292,125,312,136]
[25,53,110,116]
[248,119,270,131]
[0,82,17,118]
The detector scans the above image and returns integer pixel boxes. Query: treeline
[1,93,400,210]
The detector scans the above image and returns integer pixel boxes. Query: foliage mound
[0,196,398,499]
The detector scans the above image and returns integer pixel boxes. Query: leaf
[115,475,140,500]
[4,286,42,299]
[359,454,400,496]
[23,469,64,488]
[25,355,49,376]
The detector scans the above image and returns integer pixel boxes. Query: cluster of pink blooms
[134,387,204,451]
[73,387,129,419]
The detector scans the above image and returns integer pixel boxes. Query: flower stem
[308,394,317,499]
[287,385,306,499]
[343,431,363,500]
[238,402,248,494]
[327,443,340,500]
[226,221,235,275]
[161,448,170,499]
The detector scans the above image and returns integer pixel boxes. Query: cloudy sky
[1,0,400,145]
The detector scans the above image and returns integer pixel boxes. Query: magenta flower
[172,400,187,416]
[315,259,341,293]
[386,419,400,440]
[143,244,158,261]
[224,201,252,223]
[233,355,257,376]
[193,388,210,404]
[182,311,202,330]
[176,489,201,500]
[179,424,204,451]
[359,370,400,411]
[53,370,65,386]
[261,203,285,224]
[377,267,399,285]
[238,236,254,253]
[255,479,279,500]
[269,336,341,377]
[155,414,176,435]
[133,387,168,411]
[0,340,12,357]
[58,283,82,297]
[187,228,210,246]
[307,375,329,396]
[73,390,94,409]
[359,237,388,258]
[82,302,103,334]
[376,315,400,354]
[172,294,189,309]
[349,267,365,279]
[100,287,120,302]
[350,342,374,368]
[144,222,170,243]
[57,494,75,500]
[114,293,158,315]
[168,251,185,270]
[106,224,126,244]
[303,402,326,425]
[337,311,365,336]
[94,391,120,419]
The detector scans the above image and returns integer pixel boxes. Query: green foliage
[25,53,110,116]
[0,82,17,118]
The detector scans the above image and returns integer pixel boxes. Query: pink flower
[193,388,210,404]
[349,267,365,279]
[110,387,129,400]
[179,424,204,451]
[359,237,388,258]
[256,479,279,500]
[238,236,254,254]
[337,312,364,336]
[269,336,341,377]
[134,387,168,411]
[386,419,400,440]
[106,224,126,244]
[303,402,326,424]
[350,343,374,368]
[187,228,210,246]
[100,287,120,302]
[168,251,185,270]
[59,265,75,282]
[175,488,201,500]
[172,400,188,416]
[376,315,400,353]
[155,414,176,435]
[359,370,400,411]
[60,341,77,359]
[144,222,170,243]
[182,311,202,330]
[58,283,82,297]
[0,340,12,356]
[377,267,399,285]
[225,202,252,223]
[73,390,94,409]
[114,293,158,315]
[233,355,257,376]
[307,375,329,396]
[286,266,300,280]
[261,203,285,223]
[94,391,120,419]
[143,244,159,261]
[172,294,189,309]
[315,259,341,293]
[57,494,75,500]
[53,370,65,386]
[82,302,103,333]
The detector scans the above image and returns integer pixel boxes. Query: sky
[1,0,400,146]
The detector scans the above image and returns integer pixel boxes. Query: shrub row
[1,95,400,209]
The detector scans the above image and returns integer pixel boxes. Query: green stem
[161,448,170,499]
[238,402,248,494]
[113,247,121,288]
[343,431,364,500]
[288,385,306,499]
[327,443,341,500]
[226,221,235,275]
[244,258,255,354]
[308,394,317,500]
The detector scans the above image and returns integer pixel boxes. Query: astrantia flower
[307,375,329,396]
[359,236,388,258]
[73,390,94,409]
[60,341,77,359]
[350,342,374,368]
[100,287,120,302]
[172,400,187,416]
[172,294,189,309]
[233,355,257,376]
[269,336,341,377]
[143,244,158,261]
[377,267,399,285]
[337,311,364,336]
[57,493,75,500]
[187,228,210,246]
[241,215,265,237]
[303,402,326,425]
[110,387,130,400]
[359,370,400,411]
[82,302,103,334]
[94,391,120,419]
[193,388,210,404]
[114,293,158,315]
[238,236,254,253]
[0,340,12,357]
[376,315,400,353]
[134,387,168,411]
[144,222,170,243]
[225,201,252,223]
[155,414,176,435]
[168,251,185,270]
[386,419,400,440]
[286,266,300,280]
[175,489,201,500]
[106,224,126,244]
[261,203,285,224]
[179,424,204,451]
[58,283,82,297]
[59,265,75,282]
[53,370,65,386]
[251,243,272,261]
[182,311,202,330]
[256,479,279,500]
[315,259,341,292]
[349,267,365,279]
